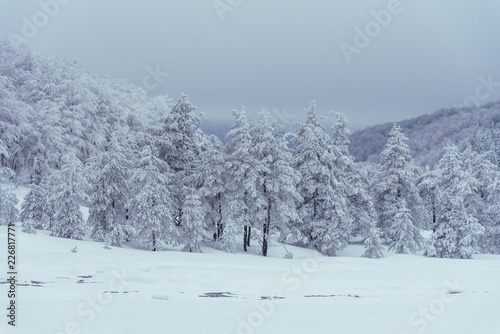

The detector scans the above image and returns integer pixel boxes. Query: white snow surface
[1,189,500,333]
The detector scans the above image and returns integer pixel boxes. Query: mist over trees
[1,41,499,258]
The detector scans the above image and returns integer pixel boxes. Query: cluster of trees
[1,41,499,258]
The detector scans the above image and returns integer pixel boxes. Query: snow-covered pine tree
[361,226,385,258]
[156,94,205,227]
[87,133,131,247]
[388,198,424,254]
[327,111,358,252]
[189,135,226,244]
[461,144,499,252]
[251,109,301,257]
[225,109,257,252]
[293,102,332,252]
[425,145,485,259]
[293,104,353,255]
[0,167,18,226]
[20,184,48,233]
[373,124,424,242]
[417,166,439,231]
[49,153,88,240]
[127,145,178,251]
[181,194,208,253]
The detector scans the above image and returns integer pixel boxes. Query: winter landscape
[2,1,500,333]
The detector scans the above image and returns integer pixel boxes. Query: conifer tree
[373,124,423,241]
[426,145,485,258]
[181,194,207,253]
[20,184,48,233]
[225,109,257,252]
[388,198,424,254]
[87,133,131,246]
[251,109,301,256]
[362,227,385,258]
[128,146,178,251]
[49,154,88,240]
[0,167,18,226]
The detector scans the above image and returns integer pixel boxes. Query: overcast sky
[1,0,500,129]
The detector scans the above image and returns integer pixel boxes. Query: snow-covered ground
[2,189,500,333]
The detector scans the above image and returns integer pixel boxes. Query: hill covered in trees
[349,102,500,167]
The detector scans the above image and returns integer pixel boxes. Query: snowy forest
[1,41,500,259]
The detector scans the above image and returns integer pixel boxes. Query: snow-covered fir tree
[361,227,385,258]
[225,109,257,252]
[293,102,337,254]
[251,109,301,256]
[461,144,500,251]
[0,167,18,226]
[373,124,424,243]
[20,184,48,234]
[190,135,226,244]
[87,133,131,247]
[425,145,485,259]
[127,145,178,251]
[181,194,208,253]
[156,94,205,227]
[49,153,88,240]
[417,166,439,231]
[388,198,424,254]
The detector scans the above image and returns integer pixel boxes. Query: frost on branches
[425,145,485,259]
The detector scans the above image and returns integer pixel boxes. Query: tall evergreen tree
[388,198,424,254]
[373,124,424,243]
[20,184,48,233]
[225,109,257,252]
[181,194,207,253]
[0,167,18,226]
[87,133,131,246]
[49,153,88,240]
[417,166,439,231]
[425,145,485,259]
[128,145,178,251]
[190,135,226,243]
[157,94,204,227]
[251,110,301,256]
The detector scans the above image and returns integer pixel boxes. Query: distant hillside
[349,102,500,167]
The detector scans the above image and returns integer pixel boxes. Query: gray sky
[1,0,500,129]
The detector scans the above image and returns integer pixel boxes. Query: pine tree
[388,198,424,254]
[461,144,499,250]
[373,124,424,242]
[417,166,439,231]
[362,227,385,258]
[190,135,226,243]
[156,94,205,227]
[426,145,485,259]
[181,194,207,253]
[87,133,131,246]
[293,102,338,254]
[0,167,18,226]
[128,146,178,251]
[225,109,257,252]
[49,154,88,240]
[20,184,48,233]
[251,109,301,256]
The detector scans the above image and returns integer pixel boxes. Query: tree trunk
[246,226,251,247]
[243,225,248,252]
[262,199,271,257]
[152,231,157,251]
